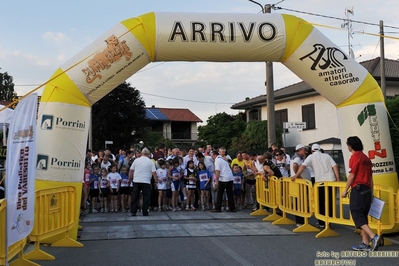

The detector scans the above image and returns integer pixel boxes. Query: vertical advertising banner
[35,103,90,182]
[337,102,395,175]
[6,93,37,247]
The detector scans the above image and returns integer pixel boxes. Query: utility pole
[265,4,276,147]
[380,20,386,99]
[248,1,276,147]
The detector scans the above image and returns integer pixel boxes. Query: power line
[275,6,399,30]
[114,86,236,105]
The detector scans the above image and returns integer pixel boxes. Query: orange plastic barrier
[24,186,83,261]
[272,177,319,232]
[313,182,396,239]
[252,175,283,221]
[0,199,38,266]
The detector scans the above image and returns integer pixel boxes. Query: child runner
[82,162,91,214]
[232,164,244,210]
[165,160,173,210]
[99,168,109,212]
[107,165,121,213]
[184,160,197,211]
[168,158,182,211]
[119,166,130,212]
[89,164,100,213]
[156,160,168,211]
[211,173,218,210]
[198,161,211,211]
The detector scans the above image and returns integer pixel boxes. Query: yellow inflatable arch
[35,12,398,237]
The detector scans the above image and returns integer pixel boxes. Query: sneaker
[316,222,325,228]
[352,242,371,251]
[202,205,205,211]
[191,206,196,211]
[92,209,98,213]
[158,207,162,212]
[172,208,176,212]
[371,235,381,251]
[226,207,229,211]
[105,208,108,213]
[100,208,104,213]
[176,207,181,211]
[185,207,189,211]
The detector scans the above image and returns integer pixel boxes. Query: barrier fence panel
[397,189,399,224]
[252,175,282,221]
[0,199,38,266]
[314,182,396,239]
[24,186,83,261]
[272,178,319,232]
[0,199,5,265]
[251,174,270,217]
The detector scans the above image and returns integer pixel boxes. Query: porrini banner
[6,93,37,247]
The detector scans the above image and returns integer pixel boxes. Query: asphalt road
[20,209,399,266]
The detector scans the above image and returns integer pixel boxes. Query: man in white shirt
[129,148,157,216]
[210,150,236,213]
[290,144,310,226]
[292,143,340,227]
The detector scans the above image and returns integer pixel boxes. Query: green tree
[231,120,283,154]
[0,69,17,101]
[91,82,149,151]
[198,112,246,150]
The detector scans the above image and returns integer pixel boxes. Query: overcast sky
[1,0,398,124]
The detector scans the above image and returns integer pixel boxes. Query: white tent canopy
[0,105,14,126]
[0,105,14,146]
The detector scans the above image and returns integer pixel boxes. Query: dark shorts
[101,188,109,198]
[120,187,130,195]
[166,188,172,198]
[171,180,180,192]
[90,189,99,198]
[110,188,119,196]
[129,187,133,194]
[349,184,372,228]
[234,189,242,197]
[246,179,256,185]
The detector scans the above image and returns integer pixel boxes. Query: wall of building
[260,95,340,148]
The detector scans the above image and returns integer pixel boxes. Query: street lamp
[248,1,276,147]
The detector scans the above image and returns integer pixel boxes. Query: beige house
[231,57,399,153]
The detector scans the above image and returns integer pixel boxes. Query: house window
[302,104,315,130]
[171,121,191,139]
[248,109,260,121]
[275,109,288,132]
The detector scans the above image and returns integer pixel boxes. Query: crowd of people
[81,138,381,251]
[81,142,339,217]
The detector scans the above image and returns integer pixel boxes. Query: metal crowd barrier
[24,186,83,261]
[255,178,398,240]
[313,182,396,239]
[252,175,282,221]
[0,199,38,266]
[272,177,319,232]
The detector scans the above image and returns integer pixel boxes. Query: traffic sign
[283,122,307,129]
